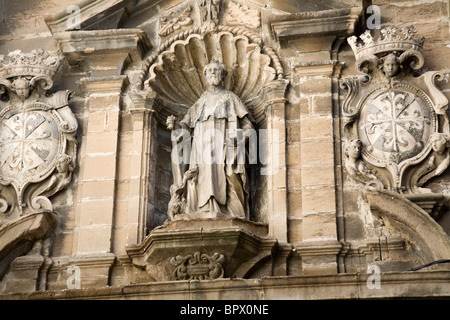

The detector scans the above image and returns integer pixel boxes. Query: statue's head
[381,53,400,78]
[11,76,32,100]
[430,132,449,153]
[56,154,73,173]
[204,59,227,87]
[346,139,363,160]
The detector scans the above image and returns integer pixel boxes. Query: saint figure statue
[167,59,254,220]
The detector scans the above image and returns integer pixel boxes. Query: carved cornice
[45,0,135,33]
[271,7,362,41]
[294,60,346,78]
[52,29,152,68]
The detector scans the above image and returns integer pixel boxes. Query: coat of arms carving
[342,26,449,197]
[0,49,77,217]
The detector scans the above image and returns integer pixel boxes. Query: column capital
[293,60,346,78]
[78,75,129,94]
[53,29,151,75]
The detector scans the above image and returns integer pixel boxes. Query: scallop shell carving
[144,31,277,124]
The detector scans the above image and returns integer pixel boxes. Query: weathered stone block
[300,117,333,139]
[300,139,334,164]
[299,78,332,96]
[301,164,335,186]
[302,212,337,240]
[82,154,117,180]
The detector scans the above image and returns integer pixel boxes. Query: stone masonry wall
[1,0,450,295]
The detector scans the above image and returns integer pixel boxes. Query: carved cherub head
[204,59,227,87]
[345,139,363,161]
[56,154,73,174]
[429,132,449,154]
[380,53,401,78]
[11,76,33,100]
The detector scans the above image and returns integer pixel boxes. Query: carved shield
[0,103,64,195]
[358,85,436,173]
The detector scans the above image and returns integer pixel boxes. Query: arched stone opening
[138,27,288,234]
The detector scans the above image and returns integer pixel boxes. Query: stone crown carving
[348,26,424,61]
[0,49,65,79]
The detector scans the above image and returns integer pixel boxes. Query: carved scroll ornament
[0,49,77,217]
[170,251,225,280]
[342,26,449,195]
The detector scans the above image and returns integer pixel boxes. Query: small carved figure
[199,0,221,26]
[380,53,401,78]
[167,167,198,222]
[344,139,378,185]
[11,76,33,101]
[29,154,74,210]
[412,132,450,193]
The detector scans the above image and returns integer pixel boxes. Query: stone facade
[0,0,450,300]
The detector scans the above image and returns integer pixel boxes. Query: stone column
[271,7,362,275]
[263,79,290,243]
[77,76,127,254]
[54,29,151,287]
[122,92,155,247]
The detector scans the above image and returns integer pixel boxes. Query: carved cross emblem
[0,108,61,186]
[359,89,432,165]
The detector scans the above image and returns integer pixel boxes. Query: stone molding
[271,7,362,41]
[361,188,450,264]
[5,270,450,300]
[53,29,151,71]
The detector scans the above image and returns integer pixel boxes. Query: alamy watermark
[366,264,381,290]
[366,5,381,30]
[67,5,81,30]
[66,265,81,289]
[171,128,280,175]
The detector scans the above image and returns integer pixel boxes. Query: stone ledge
[4,270,450,300]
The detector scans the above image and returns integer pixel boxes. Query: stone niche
[122,0,290,281]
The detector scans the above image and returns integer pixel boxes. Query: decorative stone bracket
[126,218,277,281]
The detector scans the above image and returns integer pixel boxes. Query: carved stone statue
[344,139,377,186]
[411,132,450,193]
[167,59,254,220]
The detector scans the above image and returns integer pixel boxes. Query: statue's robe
[178,88,253,218]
